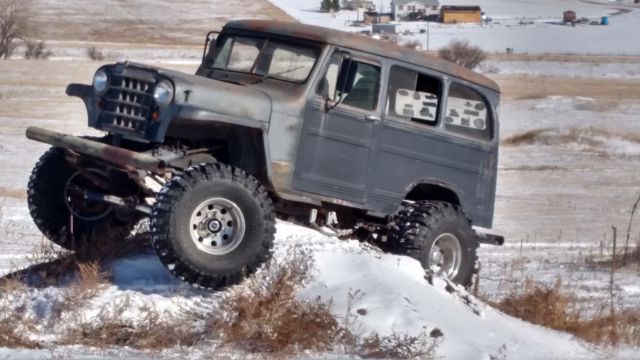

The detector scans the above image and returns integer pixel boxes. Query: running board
[475,231,505,246]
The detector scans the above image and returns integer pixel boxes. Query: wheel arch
[404,180,462,208]
[166,120,275,192]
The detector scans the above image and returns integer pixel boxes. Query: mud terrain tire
[388,201,476,286]
[27,147,139,250]
[150,163,275,289]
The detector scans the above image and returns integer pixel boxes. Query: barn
[440,6,482,24]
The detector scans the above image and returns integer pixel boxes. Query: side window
[445,83,492,141]
[386,66,441,126]
[316,54,381,111]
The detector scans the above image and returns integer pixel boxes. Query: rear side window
[445,83,492,141]
[386,66,442,126]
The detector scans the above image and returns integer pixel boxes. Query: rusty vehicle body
[26,20,503,288]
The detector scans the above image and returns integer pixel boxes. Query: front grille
[101,75,155,135]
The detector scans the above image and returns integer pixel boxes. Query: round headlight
[153,80,174,107]
[92,69,109,94]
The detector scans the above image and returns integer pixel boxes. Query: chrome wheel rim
[189,198,245,255]
[428,233,462,280]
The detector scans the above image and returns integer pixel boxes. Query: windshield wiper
[248,65,307,85]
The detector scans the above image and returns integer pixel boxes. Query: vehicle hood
[124,62,272,124]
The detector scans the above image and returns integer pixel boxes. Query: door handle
[364,115,380,123]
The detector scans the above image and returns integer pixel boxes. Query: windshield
[204,35,320,83]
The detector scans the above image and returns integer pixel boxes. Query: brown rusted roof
[223,20,500,93]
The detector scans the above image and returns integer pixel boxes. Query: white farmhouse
[391,0,440,20]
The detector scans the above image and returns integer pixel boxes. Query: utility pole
[426,21,430,52]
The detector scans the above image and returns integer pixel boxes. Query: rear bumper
[26,126,166,173]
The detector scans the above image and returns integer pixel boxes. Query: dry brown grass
[62,261,110,310]
[356,331,440,359]
[62,297,198,350]
[487,53,640,63]
[491,75,640,102]
[502,127,640,148]
[0,186,26,199]
[0,275,39,349]
[490,278,640,347]
[3,233,149,287]
[211,251,342,353]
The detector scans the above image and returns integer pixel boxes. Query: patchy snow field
[478,60,640,79]
[1,59,639,358]
[268,0,640,54]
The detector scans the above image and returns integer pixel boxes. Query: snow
[276,223,598,359]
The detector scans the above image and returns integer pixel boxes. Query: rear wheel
[387,201,476,286]
[27,147,141,250]
[150,163,275,289]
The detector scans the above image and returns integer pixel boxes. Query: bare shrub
[211,251,342,353]
[438,40,487,69]
[403,39,422,50]
[494,278,579,330]
[62,261,110,310]
[0,0,32,59]
[86,46,104,61]
[491,277,640,346]
[24,40,52,60]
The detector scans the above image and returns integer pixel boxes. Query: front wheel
[150,163,276,289]
[27,147,140,250]
[387,201,476,286]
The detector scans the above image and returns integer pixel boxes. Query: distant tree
[438,39,487,70]
[320,0,333,12]
[24,40,51,60]
[86,46,104,61]
[332,0,341,11]
[0,0,32,59]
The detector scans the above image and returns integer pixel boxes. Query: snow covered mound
[1,221,606,358]
[274,222,599,359]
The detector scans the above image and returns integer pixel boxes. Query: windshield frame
[203,33,322,84]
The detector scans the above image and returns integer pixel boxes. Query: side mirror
[323,53,352,112]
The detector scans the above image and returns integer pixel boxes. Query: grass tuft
[490,277,640,346]
[211,251,342,353]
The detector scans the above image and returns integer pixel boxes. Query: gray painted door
[293,55,382,204]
